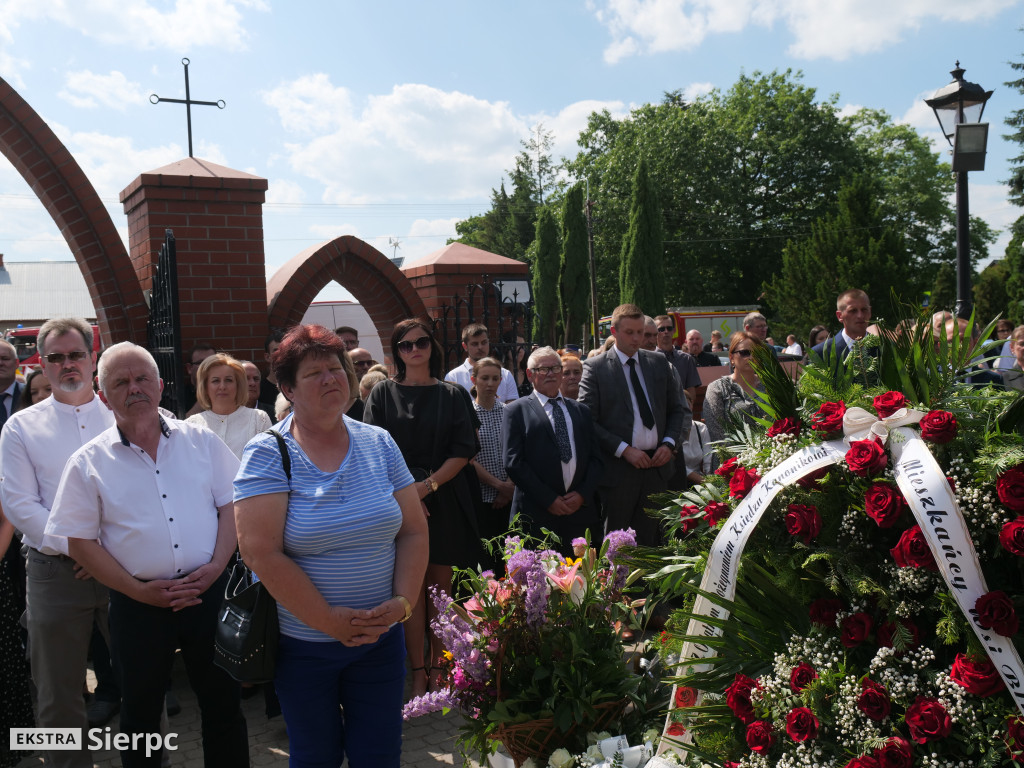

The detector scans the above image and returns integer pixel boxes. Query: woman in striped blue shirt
[234,325,428,768]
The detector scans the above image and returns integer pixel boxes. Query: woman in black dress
[0,506,33,768]
[364,319,479,698]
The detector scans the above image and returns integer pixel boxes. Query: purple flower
[506,548,537,586]
[403,688,457,719]
[428,587,489,682]
[525,567,550,627]
[604,528,636,564]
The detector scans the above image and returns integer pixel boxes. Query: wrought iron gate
[147,229,186,416]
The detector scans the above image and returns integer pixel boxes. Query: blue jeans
[275,625,406,768]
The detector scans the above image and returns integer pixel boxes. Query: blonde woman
[186,353,271,458]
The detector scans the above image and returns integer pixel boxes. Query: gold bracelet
[394,594,413,622]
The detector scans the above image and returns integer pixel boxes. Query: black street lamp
[925,62,993,319]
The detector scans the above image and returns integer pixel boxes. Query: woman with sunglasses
[702,331,767,443]
[363,319,479,698]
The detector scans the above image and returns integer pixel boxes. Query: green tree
[973,260,1009,325]
[763,175,911,334]
[523,123,555,205]
[930,262,957,316]
[532,206,561,347]
[619,157,664,313]
[559,182,590,348]
[1004,214,1024,324]
[1005,39,1024,207]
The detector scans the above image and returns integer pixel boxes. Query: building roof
[0,260,95,323]
[401,242,526,269]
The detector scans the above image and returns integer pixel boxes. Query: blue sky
[1,0,1023,303]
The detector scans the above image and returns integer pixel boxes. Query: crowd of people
[1,291,1022,768]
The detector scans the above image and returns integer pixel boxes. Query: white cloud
[0,0,265,52]
[265,179,307,206]
[263,76,631,206]
[58,70,148,110]
[591,0,1017,62]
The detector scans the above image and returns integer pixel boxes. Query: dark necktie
[0,392,9,429]
[551,398,572,463]
[626,358,655,430]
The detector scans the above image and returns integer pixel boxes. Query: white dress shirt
[533,390,577,492]
[445,359,519,402]
[613,347,660,454]
[0,394,114,555]
[186,406,272,459]
[47,418,239,581]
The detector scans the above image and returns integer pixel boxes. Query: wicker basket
[491,699,627,768]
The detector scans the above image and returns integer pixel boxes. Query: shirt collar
[117,414,173,446]
[50,392,99,414]
[613,346,637,366]
[534,390,561,408]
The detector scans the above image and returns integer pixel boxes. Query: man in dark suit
[502,347,603,553]
[579,303,689,547]
[0,339,21,427]
[812,289,873,360]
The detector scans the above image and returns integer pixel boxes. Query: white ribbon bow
[842,405,926,444]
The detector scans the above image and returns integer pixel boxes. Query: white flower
[522,759,539,768]
[548,748,574,768]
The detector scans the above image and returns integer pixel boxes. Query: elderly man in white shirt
[47,342,249,768]
[0,317,116,768]
[444,322,518,402]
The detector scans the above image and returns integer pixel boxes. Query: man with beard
[0,317,117,768]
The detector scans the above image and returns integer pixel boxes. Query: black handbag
[213,429,290,684]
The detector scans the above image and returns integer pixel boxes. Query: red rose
[704,501,731,527]
[785,503,822,545]
[665,721,686,737]
[1001,517,1024,556]
[729,467,761,499]
[767,417,801,437]
[841,612,873,648]
[725,673,758,724]
[674,685,698,708]
[873,391,907,418]
[679,504,701,533]
[950,652,1006,697]
[947,476,956,492]
[876,618,920,652]
[998,466,1024,512]
[1007,716,1024,763]
[785,707,818,742]
[857,678,891,721]
[844,758,880,768]
[976,590,1019,636]
[919,410,958,444]
[789,662,818,693]
[890,525,938,571]
[864,483,906,528]
[811,401,846,433]
[796,465,830,489]
[905,696,952,744]
[846,439,887,477]
[745,721,775,754]
[873,737,913,768]
[715,457,738,479]
[809,598,842,627]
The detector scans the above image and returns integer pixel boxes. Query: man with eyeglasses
[444,323,518,403]
[183,342,217,417]
[0,317,118,768]
[653,315,700,405]
[501,346,602,556]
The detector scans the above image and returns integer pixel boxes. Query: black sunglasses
[397,336,432,354]
[45,351,88,364]
[657,326,673,333]
[734,349,753,358]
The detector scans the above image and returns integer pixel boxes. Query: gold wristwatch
[424,476,439,494]
[394,595,413,622]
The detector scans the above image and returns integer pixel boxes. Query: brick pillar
[120,157,270,364]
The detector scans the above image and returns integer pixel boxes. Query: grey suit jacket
[578,348,690,485]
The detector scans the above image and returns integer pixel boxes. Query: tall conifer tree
[532,207,561,346]
[618,157,664,313]
[560,183,590,348]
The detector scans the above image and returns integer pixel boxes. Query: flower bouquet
[404,530,659,766]
[639,316,1024,767]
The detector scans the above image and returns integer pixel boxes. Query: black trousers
[600,460,670,548]
[108,571,249,768]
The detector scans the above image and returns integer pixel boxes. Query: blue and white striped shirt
[233,415,415,642]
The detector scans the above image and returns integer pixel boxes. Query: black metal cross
[150,58,225,158]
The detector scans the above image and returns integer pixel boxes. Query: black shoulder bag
[213,429,289,684]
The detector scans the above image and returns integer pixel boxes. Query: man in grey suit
[579,303,690,546]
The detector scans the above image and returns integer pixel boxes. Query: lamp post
[925,62,993,319]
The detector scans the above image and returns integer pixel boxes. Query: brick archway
[0,77,147,344]
[267,235,429,341]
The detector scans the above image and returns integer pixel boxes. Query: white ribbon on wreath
[661,406,1024,752]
